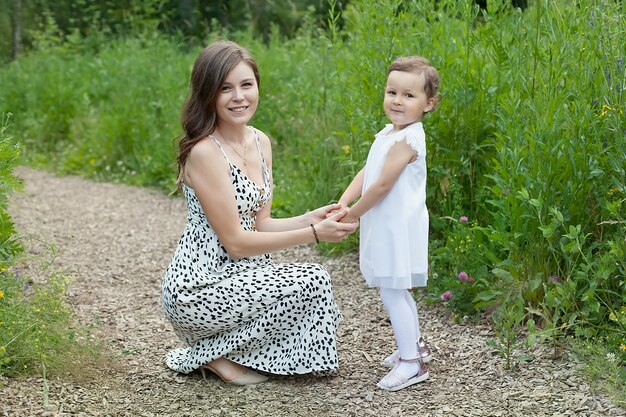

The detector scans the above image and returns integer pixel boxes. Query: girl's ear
[424,97,437,113]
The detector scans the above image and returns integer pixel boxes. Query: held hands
[324,202,358,224]
[308,203,343,224]
[338,210,358,224]
[325,202,347,218]
[313,208,359,243]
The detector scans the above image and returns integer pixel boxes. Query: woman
[161,40,358,385]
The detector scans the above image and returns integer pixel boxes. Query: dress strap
[208,135,233,166]
[249,127,271,185]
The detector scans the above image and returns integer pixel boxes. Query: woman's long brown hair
[176,40,260,190]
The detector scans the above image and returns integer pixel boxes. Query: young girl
[338,56,440,391]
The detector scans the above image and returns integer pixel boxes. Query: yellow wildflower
[341,144,351,155]
[599,104,624,117]
[0,289,4,299]
[620,344,626,351]
[599,104,612,117]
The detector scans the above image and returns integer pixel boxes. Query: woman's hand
[324,202,347,218]
[314,209,359,242]
[307,203,342,224]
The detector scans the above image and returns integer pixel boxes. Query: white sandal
[381,337,432,368]
[377,357,429,391]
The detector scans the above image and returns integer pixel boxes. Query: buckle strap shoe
[381,337,432,368]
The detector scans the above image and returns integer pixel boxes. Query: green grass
[0,267,103,379]
[571,338,626,408]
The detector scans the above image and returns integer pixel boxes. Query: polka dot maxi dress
[162,128,340,375]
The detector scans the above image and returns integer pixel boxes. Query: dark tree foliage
[475,0,528,10]
[0,0,533,62]
[162,0,339,43]
[0,0,343,61]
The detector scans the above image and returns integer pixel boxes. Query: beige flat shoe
[377,358,429,392]
[200,364,268,386]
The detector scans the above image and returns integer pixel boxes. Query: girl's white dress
[360,122,429,289]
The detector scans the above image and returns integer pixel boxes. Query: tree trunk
[11,0,22,59]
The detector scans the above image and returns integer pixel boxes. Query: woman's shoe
[200,364,268,386]
[381,337,432,368]
[377,358,429,392]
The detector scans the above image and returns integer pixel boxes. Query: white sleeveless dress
[359,122,429,289]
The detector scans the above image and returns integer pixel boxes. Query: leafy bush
[0,114,23,267]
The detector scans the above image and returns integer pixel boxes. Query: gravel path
[3,166,625,417]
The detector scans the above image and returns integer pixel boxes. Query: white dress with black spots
[162,128,340,375]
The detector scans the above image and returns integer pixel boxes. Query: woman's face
[215,61,259,127]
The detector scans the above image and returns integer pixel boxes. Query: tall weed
[0,266,112,379]
[471,0,625,329]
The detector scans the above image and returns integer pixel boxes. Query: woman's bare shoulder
[253,129,272,146]
[188,137,223,163]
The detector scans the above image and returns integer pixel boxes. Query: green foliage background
[0,0,624,393]
[0,115,22,268]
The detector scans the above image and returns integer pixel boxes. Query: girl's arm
[187,136,357,259]
[338,168,365,208]
[343,139,416,223]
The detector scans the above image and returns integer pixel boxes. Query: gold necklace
[225,137,247,170]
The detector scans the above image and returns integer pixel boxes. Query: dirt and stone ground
[2,166,625,417]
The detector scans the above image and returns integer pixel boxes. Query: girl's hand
[307,203,342,224]
[325,202,347,218]
[314,209,359,242]
[339,210,358,224]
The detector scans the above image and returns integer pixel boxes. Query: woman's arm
[342,139,415,223]
[186,137,357,259]
[256,205,344,232]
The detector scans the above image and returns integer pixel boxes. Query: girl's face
[215,61,259,127]
[383,70,435,130]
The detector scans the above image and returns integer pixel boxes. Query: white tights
[380,288,422,378]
